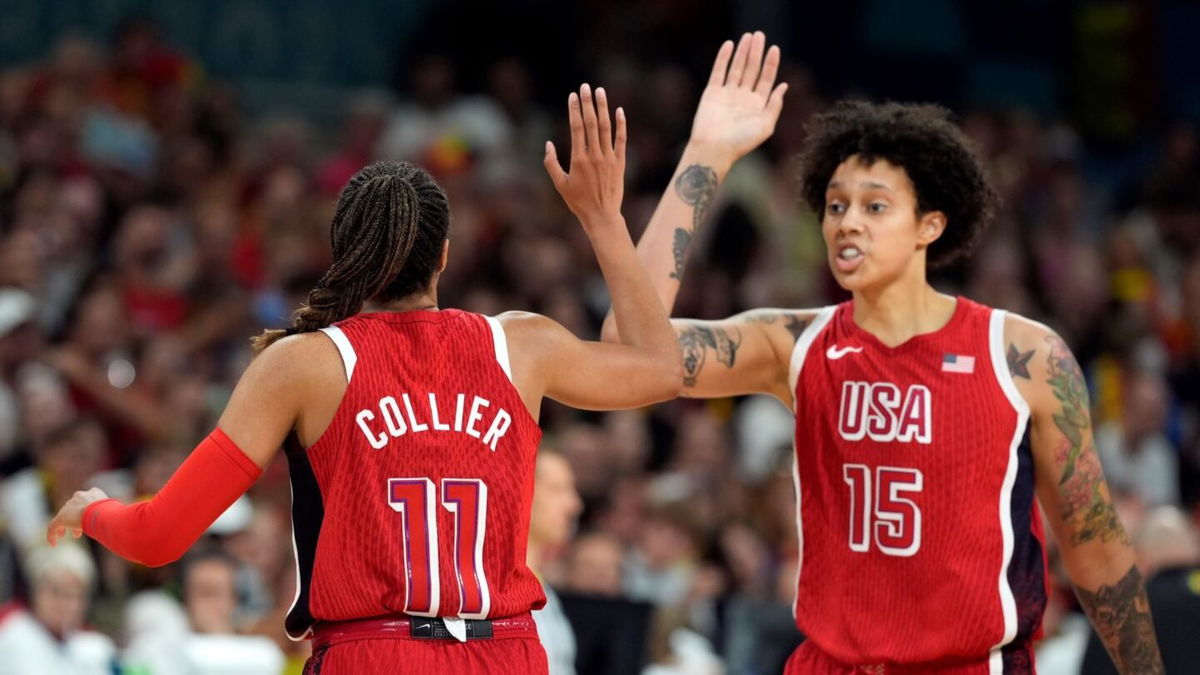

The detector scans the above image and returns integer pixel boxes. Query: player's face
[821,156,939,292]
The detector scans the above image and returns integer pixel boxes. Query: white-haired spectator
[0,543,115,674]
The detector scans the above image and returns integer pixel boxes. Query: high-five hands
[689,31,787,160]
[544,83,627,229]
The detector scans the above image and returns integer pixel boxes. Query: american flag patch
[942,353,975,373]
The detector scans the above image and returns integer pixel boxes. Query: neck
[851,266,955,347]
[362,289,439,314]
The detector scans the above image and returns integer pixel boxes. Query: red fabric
[783,641,1027,674]
[82,428,262,567]
[303,632,548,675]
[285,310,544,640]
[791,298,1046,665]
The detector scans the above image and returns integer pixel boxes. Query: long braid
[252,162,445,353]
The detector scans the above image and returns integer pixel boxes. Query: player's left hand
[47,487,109,546]
[544,83,626,229]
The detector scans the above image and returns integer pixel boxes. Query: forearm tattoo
[669,164,718,280]
[1074,565,1163,674]
[1045,335,1125,546]
[677,324,741,387]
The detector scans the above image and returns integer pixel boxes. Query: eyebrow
[826,180,893,192]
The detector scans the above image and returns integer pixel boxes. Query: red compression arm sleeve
[82,428,263,567]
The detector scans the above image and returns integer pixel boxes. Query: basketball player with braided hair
[47,85,679,673]
[604,33,1162,673]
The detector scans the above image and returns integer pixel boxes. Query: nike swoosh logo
[826,345,864,360]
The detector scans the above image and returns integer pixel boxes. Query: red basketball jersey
[789,298,1045,670]
[284,309,545,640]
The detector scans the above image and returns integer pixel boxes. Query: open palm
[690,32,787,160]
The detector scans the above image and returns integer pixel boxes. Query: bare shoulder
[249,332,345,393]
[494,310,557,334]
[220,331,346,449]
[1001,312,1079,410]
[492,310,566,352]
[732,307,826,357]
[734,307,823,336]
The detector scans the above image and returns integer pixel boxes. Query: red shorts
[784,640,1034,674]
[303,614,548,675]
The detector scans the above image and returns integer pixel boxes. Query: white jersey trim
[790,451,803,620]
[988,309,1031,657]
[988,649,1003,675]
[785,305,836,621]
[319,326,357,382]
[482,316,514,382]
[787,305,838,404]
[284,480,310,641]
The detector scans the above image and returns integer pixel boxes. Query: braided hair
[252,161,450,352]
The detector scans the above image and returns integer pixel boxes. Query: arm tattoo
[1045,335,1126,546]
[1074,565,1163,674]
[670,228,693,281]
[1006,343,1034,379]
[745,311,810,343]
[677,324,742,387]
[783,315,810,343]
[669,164,718,280]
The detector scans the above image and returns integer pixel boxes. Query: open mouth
[834,244,864,273]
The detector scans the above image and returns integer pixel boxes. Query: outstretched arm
[46,335,327,566]
[503,84,680,413]
[597,33,796,403]
[1012,318,1163,673]
[600,32,786,339]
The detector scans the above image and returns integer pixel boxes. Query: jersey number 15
[387,477,491,619]
[842,464,923,556]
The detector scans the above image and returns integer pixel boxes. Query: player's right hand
[688,31,787,161]
[544,83,627,230]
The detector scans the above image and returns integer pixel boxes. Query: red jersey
[789,298,1045,670]
[284,309,545,640]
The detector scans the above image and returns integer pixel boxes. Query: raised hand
[47,487,108,546]
[544,83,627,229]
[689,31,787,161]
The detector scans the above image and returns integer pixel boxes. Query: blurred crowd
[1,17,1198,675]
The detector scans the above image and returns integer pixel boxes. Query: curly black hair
[796,100,999,269]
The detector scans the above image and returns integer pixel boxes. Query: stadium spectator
[1081,506,1200,672]
[1094,370,1181,506]
[0,543,116,674]
[1,417,106,554]
[529,451,584,675]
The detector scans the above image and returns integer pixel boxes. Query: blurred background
[0,1,1198,673]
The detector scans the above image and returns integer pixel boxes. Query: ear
[916,211,946,248]
[437,239,450,273]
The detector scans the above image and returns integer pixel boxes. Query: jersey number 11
[387,477,491,619]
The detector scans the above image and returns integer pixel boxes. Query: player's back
[788,298,1045,670]
[283,309,544,640]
